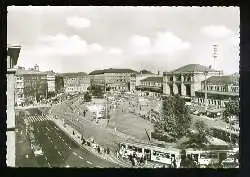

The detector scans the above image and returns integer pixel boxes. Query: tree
[181,120,210,149]
[89,85,104,98]
[84,92,92,102]
[223,99,239,123]
[152,95,192,142]
[162,95,191,138]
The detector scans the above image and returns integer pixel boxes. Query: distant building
[129,69,156,92]
[43,71,56,93]
[194,74,239,109]
[163,64,222,100]
[61,72,90,93]
[89,68,138,91]
[15,68,48,106]
[137,76,163,97]
[7,44,21,166]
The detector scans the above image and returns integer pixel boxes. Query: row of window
[142,82,162,87]
[206,85,239,93]
[167,75,192,82]
[152,151,176,159]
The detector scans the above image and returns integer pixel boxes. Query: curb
[52,119,130,167]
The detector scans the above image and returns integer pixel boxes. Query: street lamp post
[204,70,208,113]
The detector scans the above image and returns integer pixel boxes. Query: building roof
[203,75,239,85]
[139,69,154,74]
[141,76,163,82]
[60,72,88,78]
[42,71,56,75]
[170,64,217,73]
[16,69,46,76]
[89,68,138,75]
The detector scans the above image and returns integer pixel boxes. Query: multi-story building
[194,73,239,109]
[15,67,48,106]
[62,72,90,94]
[163,64,222,100]
[130,70,156,92]
[6,44,21,166]
[89,68,138,91]
[137,76,163,97]
[43,71,56,93]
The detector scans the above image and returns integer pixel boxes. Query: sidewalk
[52,118,131,168]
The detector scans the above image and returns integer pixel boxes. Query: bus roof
[120,140,180,153]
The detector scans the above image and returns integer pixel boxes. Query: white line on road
[73,152,77,156]
[95,165,103,168]
[86,161,93,164]
[79,156,84,159]
[48,162,51,168]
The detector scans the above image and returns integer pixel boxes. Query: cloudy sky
[8,6,239,74]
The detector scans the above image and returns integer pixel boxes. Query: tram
[118,141,181,167]
[118,141,238,168]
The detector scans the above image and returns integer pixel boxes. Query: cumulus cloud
[201,25,233,39]
[153,32,190,55]
[37,33,102,57]
[66,16,91,29]
[128,32,190,56]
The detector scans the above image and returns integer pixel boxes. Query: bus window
[200,153,208,159]
[163,153,170,159]
[137,148,142,153]
[153,151,157,156]
[209,153,218,159]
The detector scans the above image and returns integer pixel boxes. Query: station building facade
[163,64,223,100]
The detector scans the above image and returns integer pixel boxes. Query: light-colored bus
[185,148,238,168]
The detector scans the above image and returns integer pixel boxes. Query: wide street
[16,114,120,168]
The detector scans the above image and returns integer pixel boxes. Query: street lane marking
[79,156,84,159]
[48,162,51,167]
[95,165,103,168]
[73,152,77,156]
[86,161,93,164]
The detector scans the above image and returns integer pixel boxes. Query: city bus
[118,141,181,167]
[185,148,238,168]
